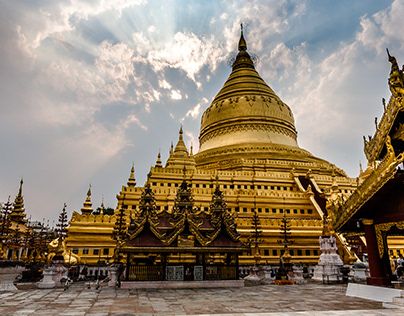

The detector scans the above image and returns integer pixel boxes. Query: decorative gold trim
[200,122,297,146]
[375,221,404,258]
[364,94,404,163]
[361,219,374,226]
[334,137,404,230]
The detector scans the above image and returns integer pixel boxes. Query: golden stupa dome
[198,27,297,154]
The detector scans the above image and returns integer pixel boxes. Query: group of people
[392,253,404,278]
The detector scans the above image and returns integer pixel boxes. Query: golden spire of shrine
[10,178,27,224]
[155,151,162,168]
[80,185,93,215]
[197,25,298,158]
[99,197,105,215]
[232,23,254,70]
[127,163,136,187]
[166,126,196,169]
[174,126,188,155]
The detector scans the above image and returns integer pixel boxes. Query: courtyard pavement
[0,282,400,315]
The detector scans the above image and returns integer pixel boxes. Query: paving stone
[0,282,401,315]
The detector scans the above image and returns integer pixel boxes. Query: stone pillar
[235,253,239,280]
[362,219,389,286]
[161,254,167,281]
[107,265,118,287]
[37,267,56,289]
[125,253,130,281]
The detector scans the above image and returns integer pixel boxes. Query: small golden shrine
[121,176,246,281]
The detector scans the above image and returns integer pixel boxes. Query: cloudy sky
[1,0,403,223]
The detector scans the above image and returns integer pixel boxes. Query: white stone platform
[346,283,403,302]
[121,279,244,289]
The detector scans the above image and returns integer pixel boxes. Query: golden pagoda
[66,27,360,266]
[9,179,27,224]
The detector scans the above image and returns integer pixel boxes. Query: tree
[0,197,13,259]
[277,212,294,263]
[112,205,127,262]
[55,203,68,240]
[248,210,263,265]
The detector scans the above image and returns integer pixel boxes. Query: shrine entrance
[125,251,240,281]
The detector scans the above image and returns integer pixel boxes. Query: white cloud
[132,31,226,82]
[159,79,172,90]
[184,130,198,153]
[186,97,208,120]
[170,89,182,100]
[16,0,147,55]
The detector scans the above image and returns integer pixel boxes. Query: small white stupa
[312,234,344,282]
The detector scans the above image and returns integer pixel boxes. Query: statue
[48,238,80,265]
[387,49,404,97]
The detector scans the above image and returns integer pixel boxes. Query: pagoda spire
[238,23,247,51]
[232,23,254,70]
[10,179,26,224]
[173,126,188,154]
[189,144,193,157]
[80,185,93,215]
[99,196,105,215]
[155,151,162,168]
[127,163,136,187]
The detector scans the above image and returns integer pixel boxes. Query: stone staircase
[383,290,404,309]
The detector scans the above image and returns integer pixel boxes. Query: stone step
[392,297,404,306]
[382,302,403,309]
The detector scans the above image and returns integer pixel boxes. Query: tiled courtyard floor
[0,282,399,315]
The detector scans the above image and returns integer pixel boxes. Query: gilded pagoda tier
[198,27,297,159]
[65,27,359,267]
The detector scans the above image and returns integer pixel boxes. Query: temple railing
[126,264,238,281]
[128,265,163,281]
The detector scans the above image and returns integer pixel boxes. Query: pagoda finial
[179,125,183,141]
[87,184,91,198]
[81,184,93,215]
[155,151,162,167]
[238,23,247,51]
[170,142,174,155]
[19,178,23,194]
[232,23,254,70]
[10,178,26,224]
[127,163,136,187]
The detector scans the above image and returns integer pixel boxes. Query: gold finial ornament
[155,151,163,167]
[127,163,136,187]
[238,23,247,52]
[10,178,27,223]
[387,48,404,97]
[80,184,93,215]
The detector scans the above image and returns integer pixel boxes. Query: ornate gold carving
[364,82,404,163]
[361,219,374,226]
[387,49,404,98]
[392,123,404,141]
[375,221,404,258]
[200,122,297,146]
[334,142,404,230]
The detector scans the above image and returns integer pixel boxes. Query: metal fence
[127,264,238,281]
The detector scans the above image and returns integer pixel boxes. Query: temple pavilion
[333,50,404,286]
[66,27,362,268]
